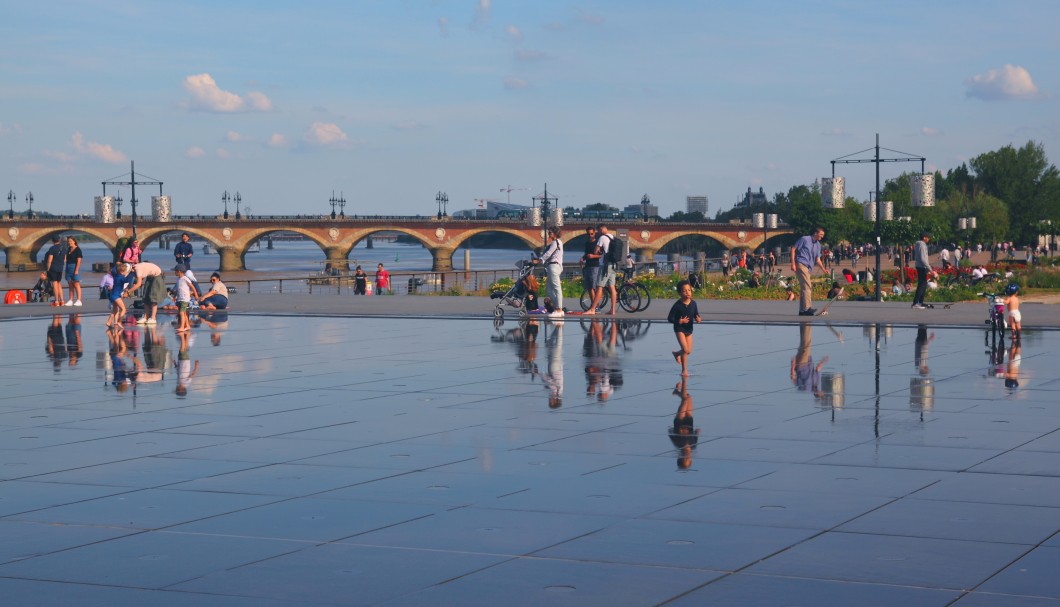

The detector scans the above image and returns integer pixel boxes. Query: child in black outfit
[667,280,701,376]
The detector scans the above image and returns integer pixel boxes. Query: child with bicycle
[1003,283,1022,342]
[668,280,701,376]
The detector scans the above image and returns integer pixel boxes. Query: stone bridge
[1,217,793,272]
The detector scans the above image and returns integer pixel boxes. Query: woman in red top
[375,263,391,294]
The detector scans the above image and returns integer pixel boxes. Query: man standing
[790,227,827,316]
[580,226,599,310]
[912,231,932,309]
[174,232,194,269]
[534,226,564,316]
[589,223,617,315]
[126,261,165,325]
[44,235,67,307]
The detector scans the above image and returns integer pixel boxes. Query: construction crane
[499,185,527,204]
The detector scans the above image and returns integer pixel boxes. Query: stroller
[492,253,539,319]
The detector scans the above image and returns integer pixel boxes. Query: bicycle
[579,272,650,313]
[980,292,1006,343]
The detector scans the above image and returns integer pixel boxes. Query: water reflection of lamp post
[25,192,34,219]
[7,190,14,219]
[222,190,230,219]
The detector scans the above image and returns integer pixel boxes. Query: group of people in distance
[792,227,1024,341]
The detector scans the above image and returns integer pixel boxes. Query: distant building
[625,202,658,218]
[486,201,530,218]
[686,195,708,216]
[735,187,767,208]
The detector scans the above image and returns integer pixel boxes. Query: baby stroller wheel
[518,307,527,319]
[493,306,504,319]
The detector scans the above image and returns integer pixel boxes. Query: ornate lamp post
[826,134,926,301]
[25,192,34,219]
[338,192,346,218]
[115,193,123,219]
[222,190,230,219]
[436,191,446,219]
[329,191,338,219]
[234,192,242,220]
[7,190,14,219]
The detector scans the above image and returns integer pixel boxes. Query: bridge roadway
[1,216,792,272]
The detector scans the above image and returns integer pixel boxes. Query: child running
[668,279,701,376]
[1003,283,1022,342]
[106,263,134,330]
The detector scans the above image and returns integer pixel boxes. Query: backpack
[604,235,626,265]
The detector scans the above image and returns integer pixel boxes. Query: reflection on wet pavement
[1,313,1058,604]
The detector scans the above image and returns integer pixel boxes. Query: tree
[969,141,1060,244]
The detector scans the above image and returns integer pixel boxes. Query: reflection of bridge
[2,217,792,272]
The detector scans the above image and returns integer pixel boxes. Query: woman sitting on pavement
[199,272,230,310]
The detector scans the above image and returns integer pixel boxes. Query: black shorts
[47,270,63,282]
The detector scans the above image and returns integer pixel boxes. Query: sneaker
[798,308,816,316]
[136,317,148,325]
[145,318,157,325]
[64,300,74,306]
[74,300,82,306]
[548,311,564,318]
[912,304,927,310]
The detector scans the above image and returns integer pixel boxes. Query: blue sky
[2,0,1058,218]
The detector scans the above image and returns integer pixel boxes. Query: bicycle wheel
[618,286,640,313]
[634,283,651,311]
[579,289,593,311]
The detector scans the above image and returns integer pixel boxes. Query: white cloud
[182,73,273,113]
[503,77,529,90]
[473,0,491,26]
[70,131,126,163]
[216,148,233,159]
[505,25,522,41]
[438,17,449,37]
[303,122,348,145]
[186,147,206,158]
[266,133,288,148]
[226,130,251,142]
[920,127,942,136]
[515,49,549,62]
[964,64,1042,101]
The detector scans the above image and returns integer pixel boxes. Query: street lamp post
[958,217,976,250]
[7,190,14,219]
[222,191,230,219]
[329,191,338,220]
[25,192,33,219]
[533,183,559,249]
[827,134,926,301]
[338,192,346,218]
[442,192,448,217]
[234,192,242,220]
[436,191,448,219]
[115,193,123,219]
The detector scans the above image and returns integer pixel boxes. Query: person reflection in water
[583,319,621,402]
[791,324,827,399]
[541,321,564,409]
[1004,340,1021,390]
[46,315,67,372]
[174,331,199,397]
[669,378,700,470]
[914,324,935,376]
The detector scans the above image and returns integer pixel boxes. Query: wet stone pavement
[1,313,1059,606]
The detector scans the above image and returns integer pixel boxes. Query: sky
[2,0,1059,219]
